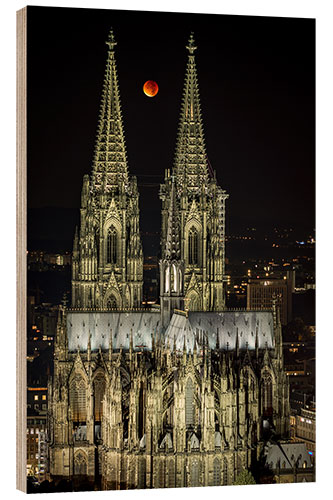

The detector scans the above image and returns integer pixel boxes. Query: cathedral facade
[48,30,290,490]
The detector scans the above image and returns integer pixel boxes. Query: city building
[48,30,290,490]
[263,441,314,483]
[32,303,58,340]
[293,406,316,459]
[27,387,48,480]
[28,251,72,270]
[247,278,293,325]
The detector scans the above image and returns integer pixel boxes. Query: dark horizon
[27,7,315,251]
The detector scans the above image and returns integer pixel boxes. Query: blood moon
[143,80,159,97]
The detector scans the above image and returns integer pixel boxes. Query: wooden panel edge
[16,6,27,494]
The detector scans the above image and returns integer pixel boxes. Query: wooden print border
[16,6,27,493]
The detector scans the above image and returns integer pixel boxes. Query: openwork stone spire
[174,33,209,192]
[160,32,229,312]
[91,29,129,193]
[72,29,143,310]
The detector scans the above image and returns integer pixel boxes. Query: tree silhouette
[233,469,256,485]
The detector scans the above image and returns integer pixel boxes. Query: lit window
[30,429,34,434]
[42,395,46,401]
[34,395,38,401]
[107,226,117,264]
[188,227,199,265]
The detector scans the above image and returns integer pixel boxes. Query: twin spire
[91,30,208,195]
[73,29,227,313]
[174,32,209,192]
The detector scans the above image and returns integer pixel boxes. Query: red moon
[143,80,159,97]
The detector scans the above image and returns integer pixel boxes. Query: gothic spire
[173,33,209,192]
[73,226,79,252]
[164,178,181,260]
[91,29,129,194]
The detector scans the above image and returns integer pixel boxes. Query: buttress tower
[159,177,184,327]
[72,30,143,309]
[160,33,228,313]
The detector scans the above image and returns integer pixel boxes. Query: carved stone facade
[71,30,143,310]
[48,31,290,490]
[48,305,289,489]
[160,34,228,313]
[49,304,289,489]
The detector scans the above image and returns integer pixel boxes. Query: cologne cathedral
[48,30,290,490]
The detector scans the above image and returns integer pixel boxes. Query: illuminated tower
[72,30,143,309]
[159,177,185,327]
[160,33,228,312]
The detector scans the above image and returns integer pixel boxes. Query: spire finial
[106,28,117,51]
[91,26,130,193]
[186,32,197,54]
[173,31,208,190]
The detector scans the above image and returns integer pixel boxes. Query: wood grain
[16,6,27,493]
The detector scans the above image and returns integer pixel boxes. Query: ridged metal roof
[67,309,274,353]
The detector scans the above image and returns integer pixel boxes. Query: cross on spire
[106,28,117,51]
[186,32,197,54]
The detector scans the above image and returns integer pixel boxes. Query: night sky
[27,6,315,250]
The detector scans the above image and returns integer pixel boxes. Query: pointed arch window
[138,458,146,489]
[237,454,242,473]
[70,377,87,423]
[158,461,165,488]
[74,451,87,476]
[213,458,221,486]
[138,383,144,439]
[188,227,198,265]
[185,378,195,426]
[170,263,178,292]
[187,291,200,311]
[107,226,118,264]
[223,457,228,485]
[107,295,118,309]
[262,373,273,417]
[93,374,106,422]
[191,461,200,487]
[167,459,175,488]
